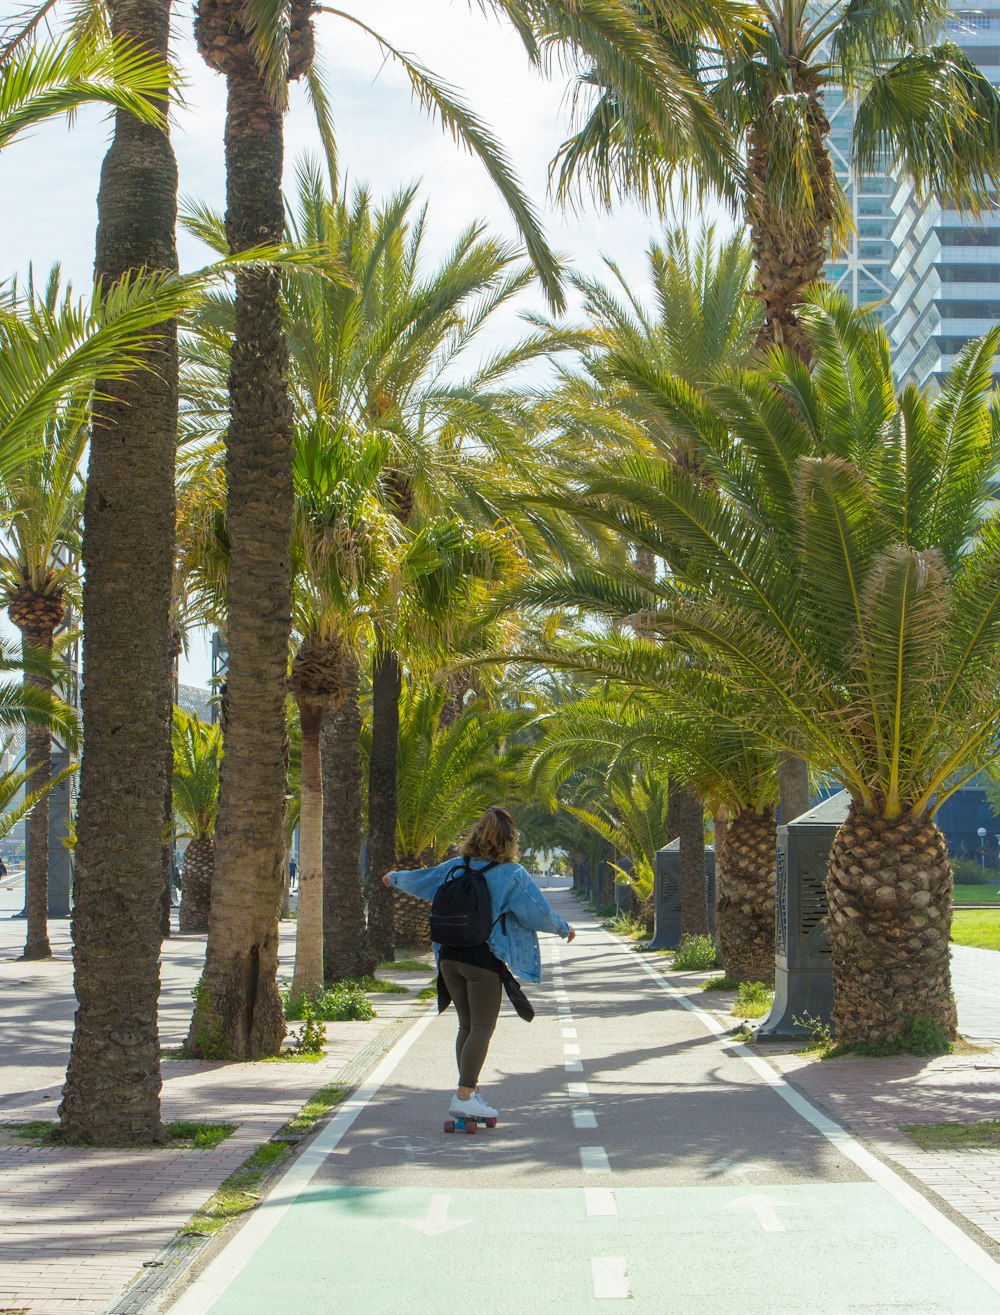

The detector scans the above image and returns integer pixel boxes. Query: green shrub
[840,1014,954,1058]
[952,858,1000,887]
[732,981,774,1019]
[671,934,720,971]
[603,911,648,940]
[283,984,376,1023]
[701,975,739,991]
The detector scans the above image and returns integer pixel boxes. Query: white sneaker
[449,1091,498,1119]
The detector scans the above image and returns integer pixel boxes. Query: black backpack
[429,858,499,947]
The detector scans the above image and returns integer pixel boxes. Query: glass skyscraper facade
[825,6,1000,388]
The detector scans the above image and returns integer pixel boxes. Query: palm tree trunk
[60,0,178,1145]
[746,75,834,362]
[678,789,709,937]
[323,659,373,981]
[716,805,776,985]
[291,702,324,999]
[828,805,956,1047]
[185,60,293,1058]
[778,752,811,824]
[366,641,400,960]
[178,838,214,933]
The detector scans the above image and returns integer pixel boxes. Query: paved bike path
[169,886,1000,1314]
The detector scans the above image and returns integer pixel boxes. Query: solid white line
[168,1006,438,1315]
[563,1043,581,1056]
[599,925,1000,1296]
[580,1145,611,1174]
[567,1081,590,1098]
[565,1059,584,1072]
[591,1256,630,1299]
[572,1109,598,1130]
[585,1187,617,1217]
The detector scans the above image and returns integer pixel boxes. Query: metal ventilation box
[757,789,850,1040]
[648,837,716,951]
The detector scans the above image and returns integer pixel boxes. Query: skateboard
[443,1114,498,1134]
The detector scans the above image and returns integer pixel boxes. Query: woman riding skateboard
[383,805,576,1124]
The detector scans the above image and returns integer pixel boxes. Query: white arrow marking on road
[591,1256,631,1299]
[730,1193,788,1233]
[402,1195,469,1236]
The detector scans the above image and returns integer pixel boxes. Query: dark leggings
[439,959,502,1087]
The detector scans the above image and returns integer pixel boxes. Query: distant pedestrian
[0,856,7,879]
[289,857,297,891]
[383,805,575,1124]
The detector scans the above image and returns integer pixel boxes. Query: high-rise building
[826,6,1000,388]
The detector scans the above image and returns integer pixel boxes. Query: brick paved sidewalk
[662,944,1000,1255]
[0,882,436,1315]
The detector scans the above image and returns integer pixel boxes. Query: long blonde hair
[460,806,519,864]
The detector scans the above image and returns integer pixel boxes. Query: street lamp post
[978,826,988,870]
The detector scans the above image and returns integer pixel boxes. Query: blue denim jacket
[388,858,571,984]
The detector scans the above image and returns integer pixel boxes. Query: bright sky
[3,0,731,686]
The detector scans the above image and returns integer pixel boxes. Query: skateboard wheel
[485,1117,497,1128]
[444,1120,455,1134]
[464,1119,477,1134]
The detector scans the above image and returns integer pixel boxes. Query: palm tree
[172,709,222,934]
[526,294,1000,1045]
[0,29,172,153]
[288,426,397,1000]
[60,0,181,1140]
[554,0,1000,361]
[0,271,86,960]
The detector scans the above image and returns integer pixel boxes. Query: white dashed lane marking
[580,1146,611,1174]
[572,1109,598,1130]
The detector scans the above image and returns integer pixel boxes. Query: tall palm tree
[60,0,181,1141]
[288,426,396,1000]
[554,0,1000,360]
[172,708,222,933]
[0,271,85,961]
[525,294,1000,1045]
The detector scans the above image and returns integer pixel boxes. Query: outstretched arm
[382,860,453,902]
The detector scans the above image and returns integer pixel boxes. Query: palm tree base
[828,806,956,1047]
[178,838,213,934]
[393,890,432,950]
[716,806,776,986]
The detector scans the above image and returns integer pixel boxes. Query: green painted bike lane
[168,892,1000,1315]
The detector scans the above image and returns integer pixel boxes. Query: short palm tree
[527,294,1000,1045]
[172,709,222,934]
[555,0,1000,360]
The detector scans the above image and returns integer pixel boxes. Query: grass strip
[0,1120,236,1148]
[417,984,437,1000]
[952,910,1000,951]
[701,976,739,991]
[377,959,431,973]
[901,1120,1000,1150]
[183,1086,347,1238]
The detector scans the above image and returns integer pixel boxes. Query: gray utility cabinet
[648,838,716,951]
[47,739,73,917]
[757,790,850,1040]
